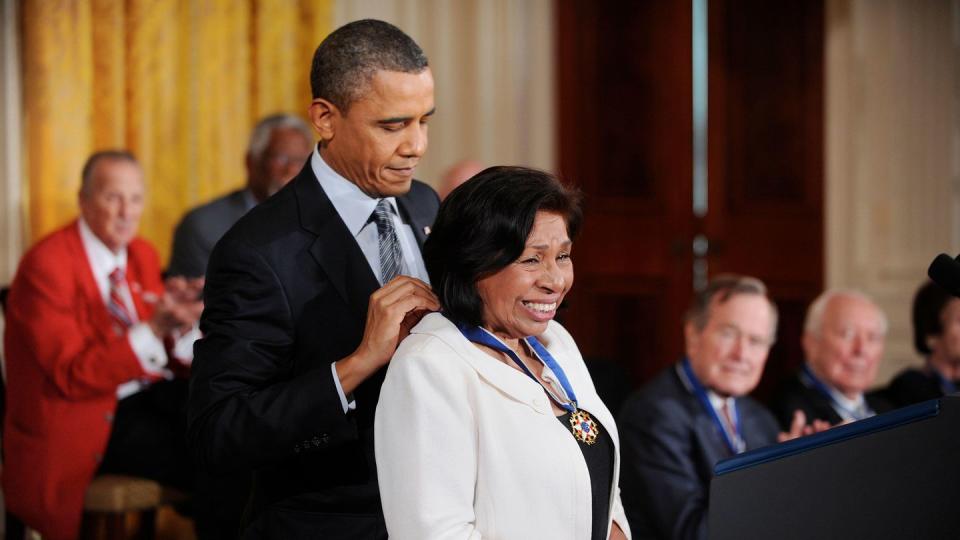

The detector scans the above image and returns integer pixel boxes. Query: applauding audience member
[771,289,893,430]
[2,151,203,540]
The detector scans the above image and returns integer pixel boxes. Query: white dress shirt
[77,219,168,398]
[310,148,430,413]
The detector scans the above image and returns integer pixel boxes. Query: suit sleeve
[187,235,357,473]
[618,396,708,540]
[4,248,148,400]
[374,340,483,540]
[167,214,208,278]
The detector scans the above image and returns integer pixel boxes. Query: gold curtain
[22,0,330,262]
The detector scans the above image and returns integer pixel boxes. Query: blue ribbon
[799,363,872,421]
[677,358,745,455]
[457,322,578,413]
[928,364,958,395]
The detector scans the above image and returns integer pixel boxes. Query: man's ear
[309,98,338,142]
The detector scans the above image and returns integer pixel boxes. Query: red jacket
[2,221,164,540]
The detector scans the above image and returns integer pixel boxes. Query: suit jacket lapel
[397,189,432,247]
[294,167,381,317]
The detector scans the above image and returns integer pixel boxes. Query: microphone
[928,253,960,297]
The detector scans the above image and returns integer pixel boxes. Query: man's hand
[777,409,833,442]
[145,276,205,338]
[336,276,440,394]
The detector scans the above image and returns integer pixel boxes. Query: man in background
[2,151,202,540]
[771,289,893,428]
[619,274,814,540]
[168,113,313,278]
[187,20,440,538]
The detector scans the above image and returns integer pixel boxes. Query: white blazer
[375,312,631,540]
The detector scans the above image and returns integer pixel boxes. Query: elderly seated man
[771,289,893,429]
[2,151,203,540]
[618,274,813,540]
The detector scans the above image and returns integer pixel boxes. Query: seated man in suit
[884,280,960,407]
[619,274,808,540]
[168,113,314,278]
[2,150,203,540]
[771,289,893,429]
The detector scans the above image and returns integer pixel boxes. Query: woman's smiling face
[476,211,574,341]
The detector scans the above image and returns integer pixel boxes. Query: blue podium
[708,396,960,539]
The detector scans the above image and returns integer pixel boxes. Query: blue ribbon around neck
[457,323,578,413]
[928,363,958,395]
[678,358,745,455]
[799,363,871,421]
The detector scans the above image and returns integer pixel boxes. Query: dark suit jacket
[187,164,439,539]
[769,370,894,430]
[618,365,780,540]
[883,367,949,408]
[168,189,251,278]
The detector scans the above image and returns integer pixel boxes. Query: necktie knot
[110,267,125,286]
[372,199,394,228]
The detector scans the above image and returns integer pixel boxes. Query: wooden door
[557,0,824,402]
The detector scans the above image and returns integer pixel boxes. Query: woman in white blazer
[375,167,631,540]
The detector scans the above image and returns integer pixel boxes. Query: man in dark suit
[187,20,440,539]
[168,113,314,278]
[771,289,893,429]
[619,275,807,540]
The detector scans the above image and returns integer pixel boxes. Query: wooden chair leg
[135,508,157,540]
[105,513,126,540]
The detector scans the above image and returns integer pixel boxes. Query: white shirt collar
[310,147,401,237]
[77,217,128,282]
[707,390,736,414]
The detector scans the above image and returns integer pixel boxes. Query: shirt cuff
[128,323,168,374]
[170,324,202,365]
[331,362,357,413]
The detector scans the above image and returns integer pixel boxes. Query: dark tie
[107,268,134,331]
[372,199,403,284]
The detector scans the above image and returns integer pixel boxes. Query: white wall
[826,0,960,384]
[0,0,23,286]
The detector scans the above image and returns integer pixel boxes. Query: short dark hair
[913,280,954,355]
[424,166,583,328]
[310,19,429,111]
[80,150,138,196]
[685,274,779,342]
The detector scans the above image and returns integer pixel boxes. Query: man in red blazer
[2,151,203,540]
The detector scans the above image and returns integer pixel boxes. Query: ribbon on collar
[928,363,958,395]
[457,323,578,413]
[799,364,872,421]
[676,358,746,455]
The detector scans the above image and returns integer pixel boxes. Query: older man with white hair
[771,289,894,429]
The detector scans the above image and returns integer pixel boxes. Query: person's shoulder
[621,366,691,421]
[16,222,80,276]
[178,189,246,227]
[391,313,474,377]
[402,179,441,213]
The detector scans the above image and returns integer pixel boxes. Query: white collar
[77,218,127,279]
[310,147,401,237]
[804,363,867,411]
[707,390,736,414]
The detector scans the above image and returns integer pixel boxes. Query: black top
[884,368,954,408]
[558,409,613,540]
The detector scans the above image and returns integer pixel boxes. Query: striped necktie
[372,199,403,284]
[107,268,134,331]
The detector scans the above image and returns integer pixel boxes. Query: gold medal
[569,409,600,445]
